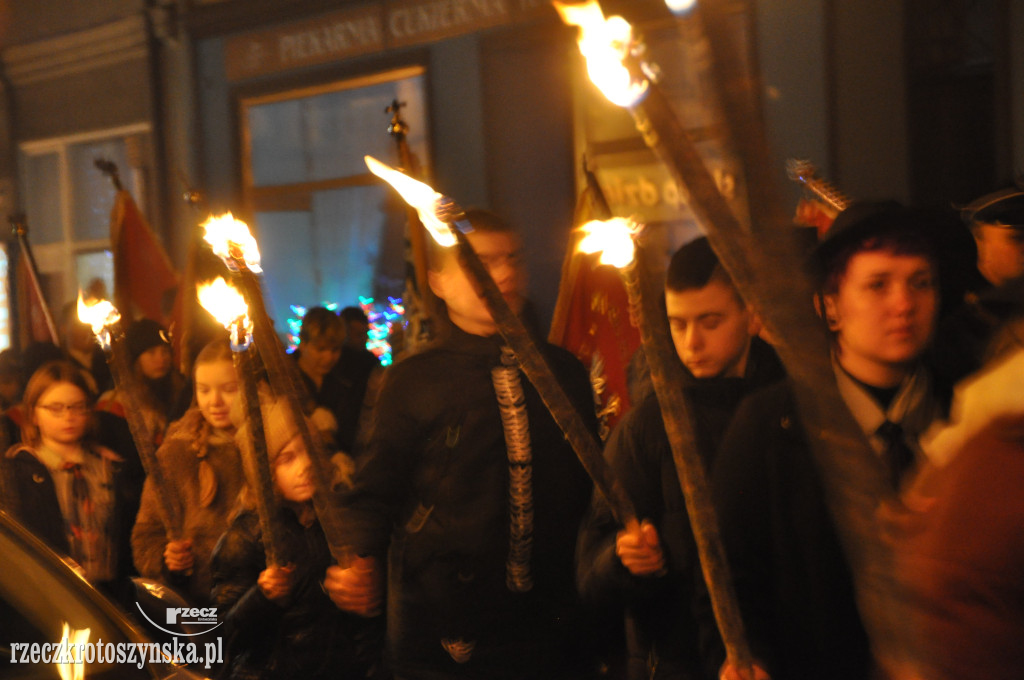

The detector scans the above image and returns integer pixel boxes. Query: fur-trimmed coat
[131,407,244,605]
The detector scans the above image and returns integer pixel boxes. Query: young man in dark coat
[330,306,383,455]
[577,237,784,680]
[324,209,599,679]
[713,202,945,680]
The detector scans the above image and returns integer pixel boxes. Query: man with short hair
[331,306,381,454]
[577,236,784,680]
[293,306,353,447]
[325,209,600,678]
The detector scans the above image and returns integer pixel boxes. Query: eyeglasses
[36,402,90,416]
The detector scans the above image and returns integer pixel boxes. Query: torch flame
[665,0,697,14]
[201,213,263,273]
[364,155,456,247]
[577,217,640,269]
[77,292,121,335]
[55,622,90,680]
[197,277,251,337]
[554,1,648,108]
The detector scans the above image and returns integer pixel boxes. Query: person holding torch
[324,209,602,679]
[131,338,246,605]
[577,236,784,680]
[210,393,386,680]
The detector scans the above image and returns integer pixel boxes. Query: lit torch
[77,294,184,542]
[578,217,754,673]
[197,277,283,566]
[562,2,917,674]
[555,0,757,292]
[199,215,349,563]
[364,155,638,528]
[55,622,90,680]
[201,212,262,273]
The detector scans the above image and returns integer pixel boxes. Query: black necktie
[876,420,915,489]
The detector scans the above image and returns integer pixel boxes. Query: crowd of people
[0,185,1021,680]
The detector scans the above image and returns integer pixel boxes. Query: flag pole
[95,157,180,327]
[94,159,123,191]
[8,213,60,345]
[548,154,613,345]
[174,176,210,378]
[387,98,440,347]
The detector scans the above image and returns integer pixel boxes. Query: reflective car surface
[0,510,212,679]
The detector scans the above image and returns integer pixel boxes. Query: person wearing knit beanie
[126,318,172,377]
[232,389,349,496]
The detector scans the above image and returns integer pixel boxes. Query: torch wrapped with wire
[197,277,284,566]
[492,346,534,593]
[364,155,638,531]
[78,295,183,541]
[578,216,754,673]
[200,214,348,563]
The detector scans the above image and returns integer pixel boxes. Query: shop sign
[226,0,548,80]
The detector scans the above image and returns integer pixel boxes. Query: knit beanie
[234,387,337,464]
[126,318,169,364]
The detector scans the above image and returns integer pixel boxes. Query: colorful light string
[360,295,404,367]
[286,297,405,366]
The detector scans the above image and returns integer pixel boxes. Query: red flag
[15,249,57,347]
[549,185,642,438]
[111,190,178,324]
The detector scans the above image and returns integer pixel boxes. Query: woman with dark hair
[0,360,124,592]
[96,318,186,559]
[713,202,946,680]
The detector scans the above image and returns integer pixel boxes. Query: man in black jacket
[325,209,599,679]
[577,236,784,680]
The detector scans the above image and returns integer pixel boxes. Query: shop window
[17,125,150,330]
[240,66,430,332]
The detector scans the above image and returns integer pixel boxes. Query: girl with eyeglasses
[0,360,125,593]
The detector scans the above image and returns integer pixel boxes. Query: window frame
[17,122,152,309]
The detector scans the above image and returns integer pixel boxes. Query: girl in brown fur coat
[131,339,244,605]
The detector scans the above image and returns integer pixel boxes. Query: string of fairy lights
[286,297,404,367]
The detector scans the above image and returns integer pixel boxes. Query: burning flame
[577,217,641,268]
[665,0,697,14]
[364,155,456,247]
[55,622,90,680]
[201,213,263,273]
[197,277,252,346]
[554,1,648,107]
[77,293,121,350]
